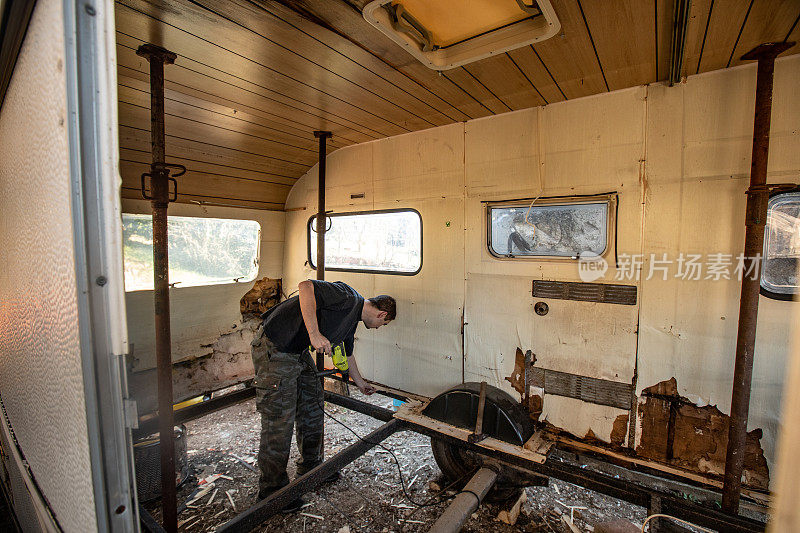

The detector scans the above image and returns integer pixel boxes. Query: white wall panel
[0,1,97,529]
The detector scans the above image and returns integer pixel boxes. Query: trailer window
[488,201,608,258]
[122,214,260,291]
[761,192,800,299]
[308,209,422,275]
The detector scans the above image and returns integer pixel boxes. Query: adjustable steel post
[313,131,332,369]
[136,43,179,533]
[722,41,794,515]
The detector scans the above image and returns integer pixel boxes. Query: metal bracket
[140,163,185,202]
[468,381,488,444]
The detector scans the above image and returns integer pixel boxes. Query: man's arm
[347,355,375,395]
[298,280,331,354]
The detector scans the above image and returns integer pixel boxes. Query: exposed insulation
[635,378,769,490]
[239,277,281,318]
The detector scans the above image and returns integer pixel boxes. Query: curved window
[761,191,800,300]
[308,209,422,275]
[122,214,261,291]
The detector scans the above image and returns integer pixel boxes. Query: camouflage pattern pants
[251,329,324,494]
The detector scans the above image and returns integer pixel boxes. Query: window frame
[760,189,800,302]
[485,194,615,261]
[122,213,263,292]
[306,207,423,276]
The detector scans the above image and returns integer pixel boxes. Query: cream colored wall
[0,1,98,529]
[283,55,800,472]
[123,199,285,371]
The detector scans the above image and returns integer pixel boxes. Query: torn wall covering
[281,56,799,486]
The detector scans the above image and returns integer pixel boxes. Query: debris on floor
[142,391,649,532]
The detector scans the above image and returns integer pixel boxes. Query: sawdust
[141,391,649,532]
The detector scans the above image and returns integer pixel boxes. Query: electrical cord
[641,513,714,532]
[320,401,471,508]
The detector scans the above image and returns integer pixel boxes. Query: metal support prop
[722,41,795,515]
[428,467,498,533]
[136,43,178,533]
[216,419,401,532]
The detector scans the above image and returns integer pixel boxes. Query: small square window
[761,191,800,300]
[488,201,609,258]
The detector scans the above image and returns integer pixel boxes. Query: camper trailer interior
[1,0,800,531]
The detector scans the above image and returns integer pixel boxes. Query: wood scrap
[497,490,527,525]
[560,514,581,533]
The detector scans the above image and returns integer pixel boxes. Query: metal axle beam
[428,467,498,533]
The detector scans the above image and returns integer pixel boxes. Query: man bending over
[250,279,395,511]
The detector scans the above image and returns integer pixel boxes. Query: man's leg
[251,335,302,497]
[295,352,324,475]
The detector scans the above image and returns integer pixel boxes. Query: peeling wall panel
[639,56,800,480]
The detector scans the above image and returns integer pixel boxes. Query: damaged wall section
[129,277,281,414]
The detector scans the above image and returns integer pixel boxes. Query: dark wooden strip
[532,0,606,99]
[462,55,544,110]
[115,17,404,140]
[118,77,350,150]
[120,147,297,184]
[575,0,610,91]
[120,125,309,177]
[121,160,291,204]
[119,100,319,163]
[121,186,286,210]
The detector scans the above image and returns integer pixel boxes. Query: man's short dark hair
[368,295,396,320]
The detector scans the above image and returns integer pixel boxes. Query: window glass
[489,202,608,257]
[762,192,800,297]
[308,210,421,274]
[122,214,260,291]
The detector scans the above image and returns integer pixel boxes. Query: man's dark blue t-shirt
[260,280,364,356]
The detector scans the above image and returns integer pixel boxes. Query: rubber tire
[430,437,523,503]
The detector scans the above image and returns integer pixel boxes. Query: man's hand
[356,381,376,395]
[309,332,332,355]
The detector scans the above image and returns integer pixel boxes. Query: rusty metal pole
[313,130,332,460]
[722,41,794,515]
[137,43,178,533]
[313,131,332,375]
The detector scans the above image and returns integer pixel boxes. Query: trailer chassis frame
[148,388,767,532]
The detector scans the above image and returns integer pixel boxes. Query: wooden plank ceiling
[116,0,800,210]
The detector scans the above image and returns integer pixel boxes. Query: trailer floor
[142,391,649,532]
